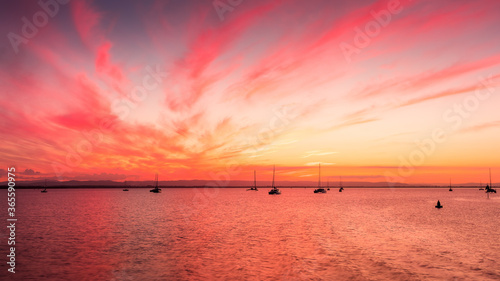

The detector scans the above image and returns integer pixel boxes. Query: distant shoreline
[1,186,486,189]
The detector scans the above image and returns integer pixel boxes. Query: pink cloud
[356,53,500,99]
[71,0,103,48]
[460,121,500,134]
[95,41,125,82]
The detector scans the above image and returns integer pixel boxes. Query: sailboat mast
[490,168,492,188]
[272,165,275,187]
[254,170,256,189]
[318,163,321,188]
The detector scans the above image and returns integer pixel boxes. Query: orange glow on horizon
[1,0,500,185]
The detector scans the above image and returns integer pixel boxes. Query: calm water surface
[1,188,499,280]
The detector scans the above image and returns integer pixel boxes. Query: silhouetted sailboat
[479,180,484,190]
[449,179,453,191]
[435,200,443,209]
[268,165,281,195]
[339,176,344,192]
[123,181,129,191]
[486,168,496,193]
[327,179,330,191]
[247,170,258,191]
[150,173,161,193]
[41,179,47,193]
[314,164,326,193]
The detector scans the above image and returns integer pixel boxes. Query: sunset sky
[1,0,499,184]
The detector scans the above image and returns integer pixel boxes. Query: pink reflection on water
[1,188,499,280]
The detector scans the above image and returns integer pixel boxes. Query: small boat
[486,169,496,193]
[123,188,129,191]
[268,166,281,195]
[41,179,48,193]
[247,170,258,191]
[327,179,330,191]
[339,176,344,192]
[449,179,453,192]
[314,164,326,193]
[435,200,443,208]
[479,180,484,190]
[150,173,161,193]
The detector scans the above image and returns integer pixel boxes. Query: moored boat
[247,170,258,191]
[486,169,496,193]
[41,179,48,193]
[268,166,281,195]
[314,164,326,193]
[150,174,161,193]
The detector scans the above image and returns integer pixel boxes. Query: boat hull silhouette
[268,188,281,195]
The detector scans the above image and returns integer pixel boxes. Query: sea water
[0,188,498,280]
